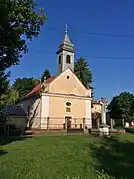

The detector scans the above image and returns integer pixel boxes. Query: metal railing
[39,117,92,132]
[6,116,92,133]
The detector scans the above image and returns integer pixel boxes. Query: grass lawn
[0,133,134,179]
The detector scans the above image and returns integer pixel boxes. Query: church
[19,27,92,131]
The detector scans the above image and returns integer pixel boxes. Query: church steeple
[56,25,74,74]
[63,24,71,44]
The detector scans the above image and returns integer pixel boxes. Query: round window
[66,102,71,107]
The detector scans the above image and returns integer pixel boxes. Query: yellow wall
[49,69,89,96]
[48,95,86,129]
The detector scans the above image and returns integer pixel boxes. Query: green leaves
[0,0,46,97]
[41,69,51,83]
[0,87,19,105]
[12,77,40,99]
[74,57,93,88]
[74,57,93,97]
[108,92,134,122]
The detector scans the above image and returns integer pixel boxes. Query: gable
[48,68,91,97]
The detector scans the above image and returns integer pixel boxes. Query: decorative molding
[41,92,91,100]
[56,47,74,54]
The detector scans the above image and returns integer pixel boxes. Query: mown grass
[0,133,134,179]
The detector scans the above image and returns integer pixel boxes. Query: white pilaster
[40,95,50,129]
[85,99,92,129]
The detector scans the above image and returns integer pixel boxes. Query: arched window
[59,55,61,64]
[66,55,71,64]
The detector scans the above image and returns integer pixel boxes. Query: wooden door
[65,117,72,129]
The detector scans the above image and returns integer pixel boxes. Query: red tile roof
[46,76,55,83]
[25,76,55,98]
[25,83,41,97]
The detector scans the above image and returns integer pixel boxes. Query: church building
[20,27,92,131]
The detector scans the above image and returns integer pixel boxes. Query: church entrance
[65,116,72,129]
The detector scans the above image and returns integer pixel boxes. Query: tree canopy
[108,92,134,122]
[0,86,19,105]
[12,77,39,100]
[0,0,46,96]
[74,57,93,96]
[41,69,51,83]
[0,71,9,97]
[74,57,93,88]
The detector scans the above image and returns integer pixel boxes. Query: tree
[0,71,9,97]
[0,0,46,96]
[41,69,51,83]
[108,92,134,122]
[0,106,7,122]
[0,86,19,105]
[12,78,39,100]
[74,57,93,96]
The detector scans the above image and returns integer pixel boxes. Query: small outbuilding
[4,105,28,132]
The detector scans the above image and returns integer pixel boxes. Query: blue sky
[9,0,134,101]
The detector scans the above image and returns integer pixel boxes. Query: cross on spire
[65,24,68,34]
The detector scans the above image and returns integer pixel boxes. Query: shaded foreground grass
[90,134,134,179]
[0,134,134,179]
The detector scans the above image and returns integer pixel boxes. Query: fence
[5,116,92,132]
[40,117,87,130]
[106,118,124,127]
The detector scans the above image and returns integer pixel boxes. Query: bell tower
[56,25,74,74]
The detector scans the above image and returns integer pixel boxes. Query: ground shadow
[29,101,40,129]
[0,135,32,146]
[0,132,33,157]
[90,136,134,179]
[0,124,34,146]
[0,149,7,156]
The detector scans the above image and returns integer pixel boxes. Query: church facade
[20,28,92,131]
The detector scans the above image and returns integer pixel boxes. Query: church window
[67,76,70,79]
[66,107,71,112]
[66,55,71,64]
[59,56,61,64]
[65,101,72,112]
[66,101,72,107]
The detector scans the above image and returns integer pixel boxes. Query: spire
[56,25,74,54]
[56,25,75,74]
[63,24,72,44]
[65,24,68,34]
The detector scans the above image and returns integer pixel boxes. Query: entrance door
[65,117,72,129]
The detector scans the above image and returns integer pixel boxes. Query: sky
[9,0,134,102]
